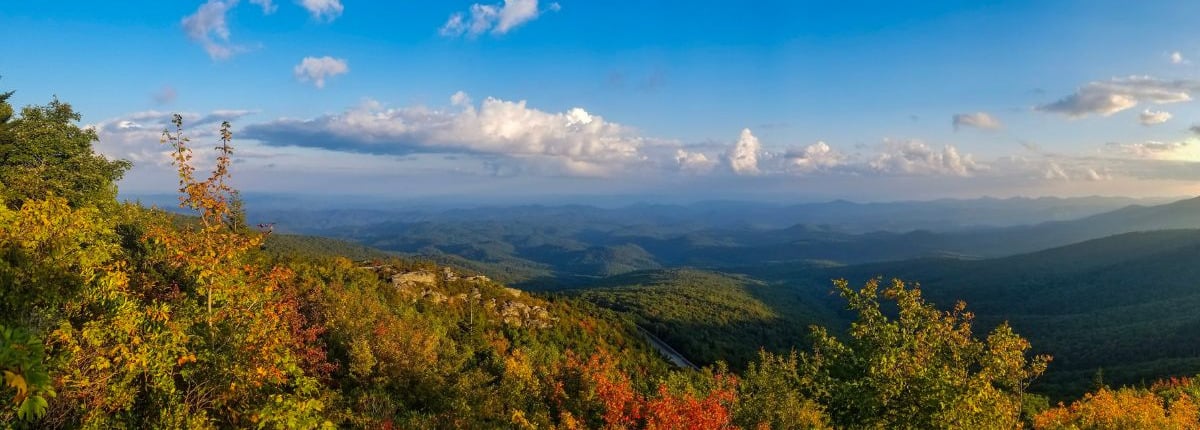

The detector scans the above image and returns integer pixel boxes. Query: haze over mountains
[246,193,1200,399]
[222,195,1194,282]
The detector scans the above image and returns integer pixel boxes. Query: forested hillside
[2,89,1198,428]
[732,230,1200,398]
[570,270,837,369]
[292,194,1200,285]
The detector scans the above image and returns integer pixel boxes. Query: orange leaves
[643,376,738,430]
[1033,383,1200,429]
[176,354,196,366]
[570,350,739,429]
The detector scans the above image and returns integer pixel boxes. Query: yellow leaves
[177,354,197,366]
[4,370,28,404]
[510,409,536,430]
[1033,385,1200,429]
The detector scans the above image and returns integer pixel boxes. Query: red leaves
[571,351,739,429]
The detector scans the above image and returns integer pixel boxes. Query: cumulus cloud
[1138,109,1172,125]
[243,93,653,176]
[1171,51,1186,65]
[1190,125,1200,136]
[86,109,258,165]
[674,149,717,174]
[952,112,1002,131]
[294,56,349,88]
[868,139,981,177]
[299,0,343,21]
[1036,76,1200,118]
[1039,160,1113,182]
[783,141,844,174]
[450,91,473,107]
[726,129,761,175]
[440,0,558,37]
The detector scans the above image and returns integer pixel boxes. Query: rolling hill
[736,229,1200,398]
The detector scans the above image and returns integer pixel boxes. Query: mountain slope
[743,229,1200,397]
[569,269,841,368]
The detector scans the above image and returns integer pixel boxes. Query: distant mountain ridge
[731,229,1200,398]
[255,195,1200,283]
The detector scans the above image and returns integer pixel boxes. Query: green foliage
[803,278,1051,428]
[779,229,1200,398]
[0,325,55,423]
[4,88,1163,429]
[575,269,828,368]
[735,350,829,429]
[0,93,130,209]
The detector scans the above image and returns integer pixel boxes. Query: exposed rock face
[374,265,554,329]
[421,288,448,304]
[393,270,437,287]
[498,300,555,329]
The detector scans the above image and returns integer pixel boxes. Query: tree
[799,278,1051,429]
[1033,379,1200,429]
[0,92,130,209]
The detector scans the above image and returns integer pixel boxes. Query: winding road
[636,326,698,370]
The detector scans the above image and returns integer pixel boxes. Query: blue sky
[3,0,1200,202]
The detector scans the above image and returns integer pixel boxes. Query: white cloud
[440,0,556,37]
[1171,51,1186,65]
[1036,76,1200,118]
[868,139,981,177]
[1138,109,1172,126]
[783,141,844,174]
[299,0,343,21]
[181,0,239,60]
[250,0,277,14]
[450,90,473,107]
[726,128,761,175]
[674,149,717,174]
[180,0,279,59]
[294,56,349,88]
[1044,162,1069,181]
[495,0,539,33]
[1107,140,1190,159]
[87,109,258,166]
[951,112,1002,131]
[1041,161,1110,182]
[243,93,655,176]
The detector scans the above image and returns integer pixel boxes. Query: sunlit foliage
[1034,377,1200,429]
[1,88,1150,430]
[0,91,129,209]
[802,278,1051,429]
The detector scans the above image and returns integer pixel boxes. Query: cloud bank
[244,93,651,176]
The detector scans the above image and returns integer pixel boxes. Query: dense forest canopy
[0,88,1197,429]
